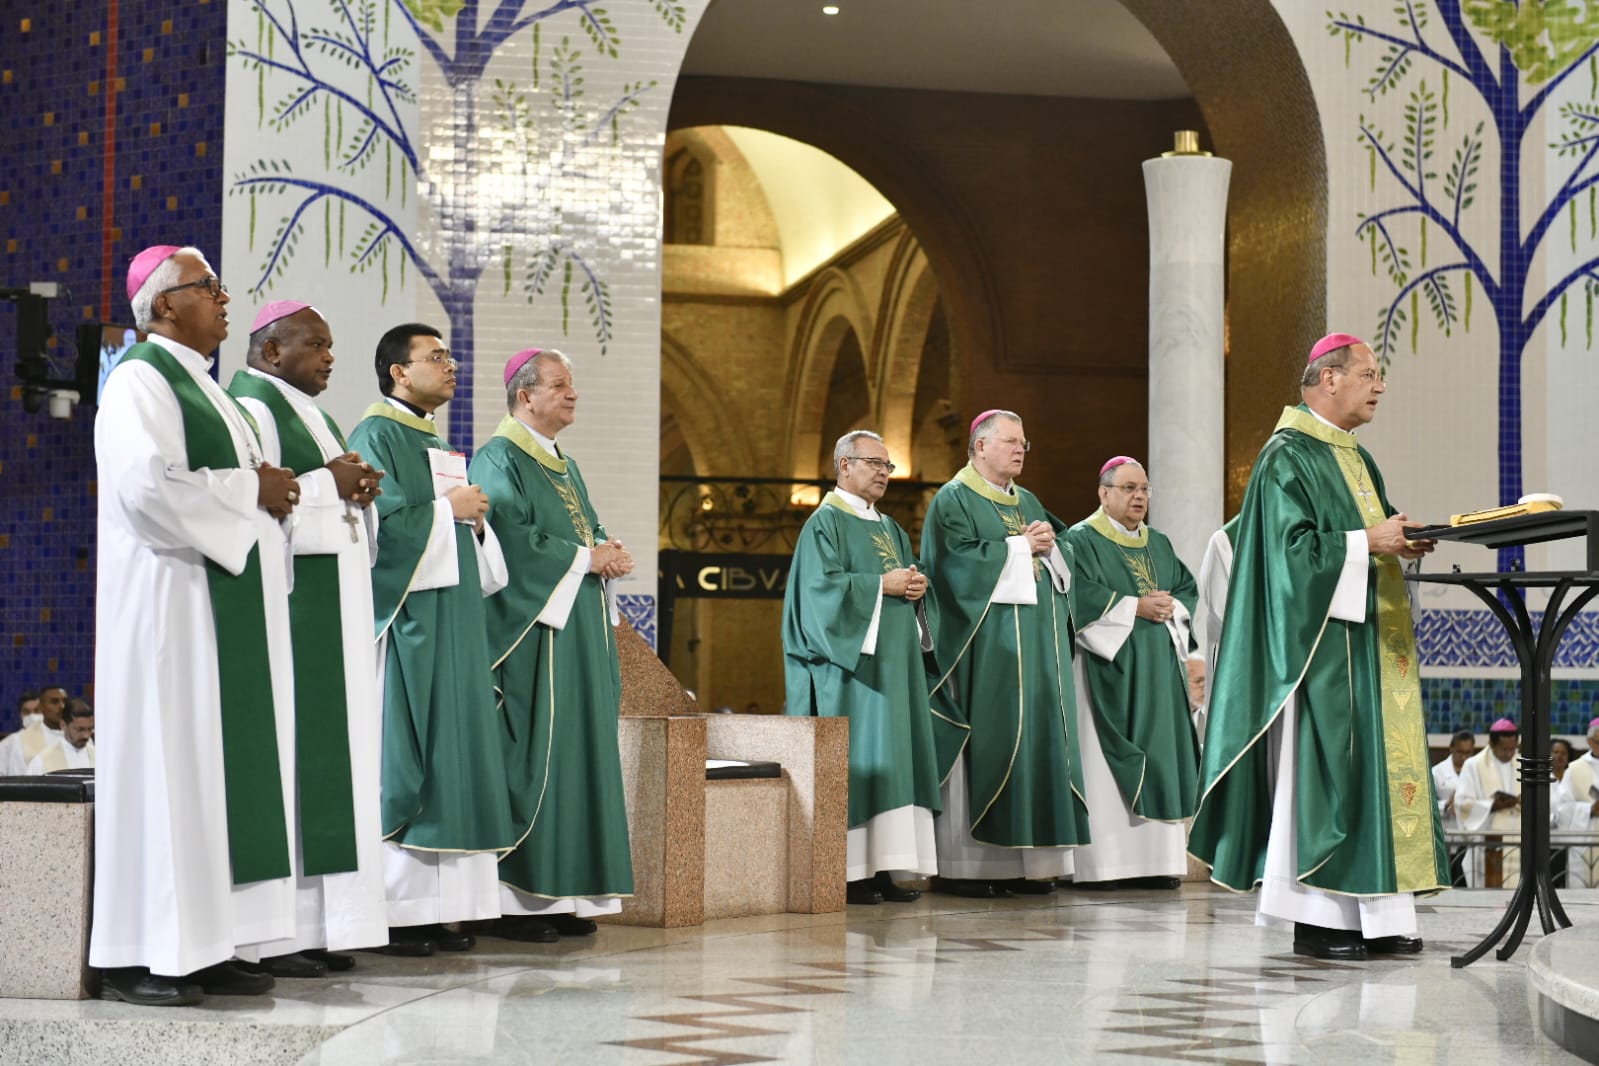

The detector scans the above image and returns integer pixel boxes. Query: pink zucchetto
[125,245,182,301]
[1100,455,1140,477]
[970,408,1004,436]
[503,347,545,386]
[1488,717,1519,734]
[251,300,314,334]
[1590,716,1599,733]
[1307,332,1365,364]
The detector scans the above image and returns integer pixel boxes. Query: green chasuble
[1188,405,1448,896]
[1064,509,1201,821]
[470,417,633,899]
[781,493,943,828]
[227,371,360,876]
[346,404,519,853]
[921,465,1090,848]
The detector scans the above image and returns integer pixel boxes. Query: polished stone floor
[1,886,1589,1066]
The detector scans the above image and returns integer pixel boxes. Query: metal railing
[658,475,945,553]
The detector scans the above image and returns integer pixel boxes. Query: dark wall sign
[659,551,792,600]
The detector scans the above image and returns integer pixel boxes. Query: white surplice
[236,371,388,952]
[1194,526,1234,745]
[375,399,510,927]
[24,738,95,774]
[1554,759,1597,888]
[89,334,297,976]
[1065,528,1190,883]
[1,722,63,775]
[1454,747,1522,888]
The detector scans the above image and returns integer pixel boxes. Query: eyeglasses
[160,276,228,300]
[1335,366,1383,384]
[407,348,456,368]
[989,435,1031,452]
[1109,484,1152,497]
[847,456,896,474]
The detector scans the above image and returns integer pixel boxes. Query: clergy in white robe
[1453,719,1522,888]
[1194,519,1238,746]
[1432,729,1476,887]
[1551,739,1597,888]
[0,685,66,775]
[347,323,515,954]
[23,699,94,774]
[228,301,390,972]
[90,246,299,1006]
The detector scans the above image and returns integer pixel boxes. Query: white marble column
[1143,140,1231,578]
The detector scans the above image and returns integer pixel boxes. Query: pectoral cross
[342,509,361,544]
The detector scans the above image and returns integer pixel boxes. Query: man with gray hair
[470,347,635,941]
[91,245,300,1005]
[921,409,1089,898]
[783,429,940,905]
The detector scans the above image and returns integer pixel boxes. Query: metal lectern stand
[1406,510,1599,967]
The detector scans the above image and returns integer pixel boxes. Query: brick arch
[783,267,877,480]
[660,329,756,478]
[869,230,941,472]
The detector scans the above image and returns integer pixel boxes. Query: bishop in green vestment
[346,323,520,950]
[783,430,942,906]
[1188,334,1448,960]
[471,348,634,941]
[1063,457,1200,886]
[922,410,1089,896]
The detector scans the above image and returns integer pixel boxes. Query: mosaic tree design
[1330,1,1599,570]
[229,0,683,446]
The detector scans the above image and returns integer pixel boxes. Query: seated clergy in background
[470,348,635,942]
[228,301,390,976]
[347,323,517,956]
[91,245,298,1006]
[1,685,67,774]
[1063,457,1201,890]
[1454,717,1522,888]
[1188,332,1448,962]
[922,410,1089,898]
[783,430,941,906]
[1551,738,1597,888]
[1432,729,1476,887]
[25,698,95,774]
[1579,718,1599,775]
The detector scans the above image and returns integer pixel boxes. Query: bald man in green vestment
[922,410,1090,898]
[471,348,635,942]
[783,430,941,906]
[1189,334,1449,961]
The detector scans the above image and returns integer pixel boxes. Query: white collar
[516,417,560,456]
[1107,514,1144,537]
[147,332,210,369]
[1306,404,1358,437]
[832,486,879,519]
[386,396,434,420]
[245,365,317,408]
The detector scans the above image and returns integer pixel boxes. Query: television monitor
[76,322,145,406]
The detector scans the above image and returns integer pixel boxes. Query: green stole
[1272,406,1439,891]
[118,344,291,885]
[226,372,360,876]
[358,403,449,639]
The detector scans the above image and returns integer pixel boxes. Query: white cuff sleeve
[1077,595,1136,660]
[1040,543,1070,594]
[1327,529,1370,623]
[534,546,590,630]
[861,579,885,656]
[992,536,1038,605]
[475,521,509,596]
[411,499,462,591]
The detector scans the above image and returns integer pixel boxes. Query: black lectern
[1406,510,1599,967]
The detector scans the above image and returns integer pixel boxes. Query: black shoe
[846,880,884,905]
[1002,878,1056,895]
[364,936,436,957]
[189,960,276,996]
[1364,935,1423,955]
[1293,923,1367,961]
[1133,876,1183,890]
[302,948,356,972]
[932,878,1003,899]
[489,917,560,943]
[548,914,599,937]
[253,953,329,979]
[98,967,203,1007]
[872,871,921,903]
[393,924,474,952]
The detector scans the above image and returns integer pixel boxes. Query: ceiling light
[822,5,839,14]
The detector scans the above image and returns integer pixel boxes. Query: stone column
[1143,131,1231,575]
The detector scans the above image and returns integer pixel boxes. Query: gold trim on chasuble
[1085,507,1158,595]
[493,415,595,548]
[1277,407,1443,893]
[820,492,902,573]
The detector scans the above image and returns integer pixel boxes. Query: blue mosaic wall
[1422,677,1599,737]
[0,1,226,728]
